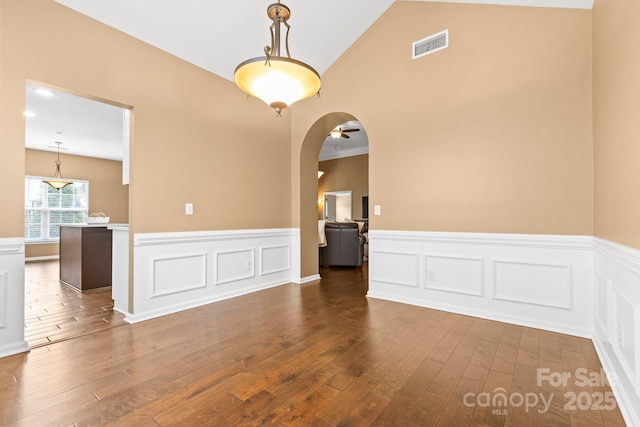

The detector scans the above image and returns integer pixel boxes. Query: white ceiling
[319,121,369,162]
[52,0,593,84]
[32,0,592,162]
[25,83,126,161]
[52,0,397,83]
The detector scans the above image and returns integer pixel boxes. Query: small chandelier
[234,1,321,116]
[43,140,72,190]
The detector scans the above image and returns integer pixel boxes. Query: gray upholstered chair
[321,221,365,267]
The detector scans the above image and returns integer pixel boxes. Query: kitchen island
[59,224,113,291]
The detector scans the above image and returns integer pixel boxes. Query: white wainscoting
[130,229,297,323]
[368,231,594,337]
[593,238,640,427]
[0,238,29,358]
[109,225,130,315]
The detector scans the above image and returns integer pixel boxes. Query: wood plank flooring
[1,263,627,426]
[24,260,127,348]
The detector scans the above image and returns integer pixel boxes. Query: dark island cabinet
[59,225,113,291]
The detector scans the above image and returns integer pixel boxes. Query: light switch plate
[374,205,381,215]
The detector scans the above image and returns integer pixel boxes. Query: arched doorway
[298,112,368,278]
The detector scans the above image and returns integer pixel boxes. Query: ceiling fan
[329,127,360,139]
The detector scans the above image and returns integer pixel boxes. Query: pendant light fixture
[43,139,72,190]
[234,1,321,116]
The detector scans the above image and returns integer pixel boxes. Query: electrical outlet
[427,269,435,281]
[374,205,381,216]
[185,203,193,215]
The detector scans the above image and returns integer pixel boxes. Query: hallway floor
[24,260,127,347]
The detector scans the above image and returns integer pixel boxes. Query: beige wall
[293,3,593,276]
[2,0,615,281]
[0,0,291,243]
[24,149,128,258]
[318,155,369,220]
[24,243,58,260]
[593,0,640,250]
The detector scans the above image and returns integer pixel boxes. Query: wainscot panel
[368,231,593,338]
[424,253,484,297]
[492,258,573,309]
[0,238,29,358]
[593,238,640,427]
[371,250,419,288]
[260,245,290,276]
[215,249,254,286]
[131,229,297,323]
[153,253,207,296]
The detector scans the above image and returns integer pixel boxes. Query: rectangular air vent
[412,29,448,59]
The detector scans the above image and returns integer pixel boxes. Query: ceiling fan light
[330,128,342,139]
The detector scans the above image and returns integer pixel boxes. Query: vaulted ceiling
[53,0,593,83]
[27,0,593,161]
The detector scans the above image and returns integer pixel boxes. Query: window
[25,176,89,242]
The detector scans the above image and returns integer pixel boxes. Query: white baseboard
[25,255,59,262]
[124,277,291,324]
[0,341,30,359]
[593,238,640,427]
[367,290,592,338]
[593,331,640,427]
[131,229,298,323]
[368,230,594,337]
[296,274,321,284]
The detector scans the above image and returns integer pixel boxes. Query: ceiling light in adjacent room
[43,138,72,190]
[24,111,36,117]
[318,171,324,179]
[234,1,321,116]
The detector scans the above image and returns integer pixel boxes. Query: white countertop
[60,223,128,228]
[107,224,129,231]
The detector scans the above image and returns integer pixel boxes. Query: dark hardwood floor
[1,262,626,426]
[24,260,127,348]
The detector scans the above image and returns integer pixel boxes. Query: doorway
[24,82,131,347]
[323,191,352,221]
[297,114,369,278]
